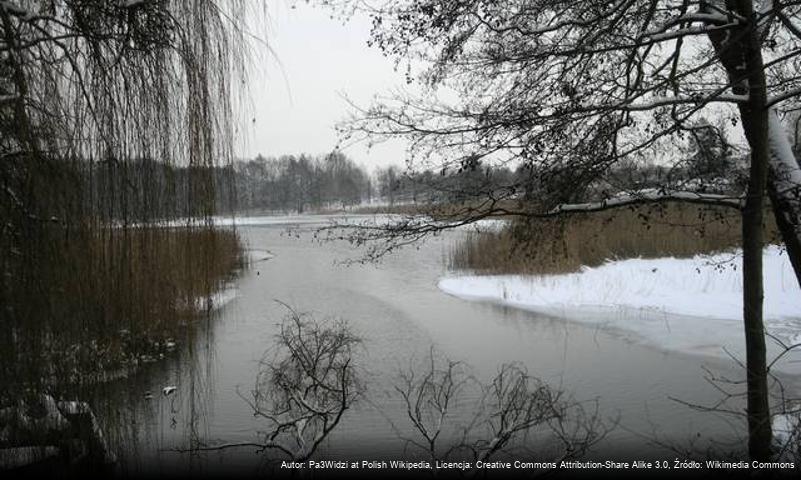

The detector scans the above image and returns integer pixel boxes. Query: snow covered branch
[119,0,149,8]
[609,94,749,112]
[548,191,744,215]
[640,22,741,44]
[767,87,801,107]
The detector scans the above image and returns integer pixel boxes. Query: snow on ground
[215,214,511,233]
[212,214,339,227]
[454,218,510,233]
[145,213,511,234]
[211,213,405,228]
[439,246,801,370]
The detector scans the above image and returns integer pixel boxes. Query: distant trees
[228,152,371,213]
[376,165,400,205]
[373,164,520,206]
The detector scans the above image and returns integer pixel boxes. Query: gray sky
[236,2,409,172]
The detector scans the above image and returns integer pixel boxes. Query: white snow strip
[194,287,238,311]
[248,248,275,262]
[120,0,147,7]
[455,218,510,233]
[208,214,403,228]
[212,215,334,227]
[439,246,801,366]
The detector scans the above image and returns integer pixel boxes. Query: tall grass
[449,203,780,275]
[3,224,245,391]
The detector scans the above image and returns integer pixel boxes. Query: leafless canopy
[318,0,801,258]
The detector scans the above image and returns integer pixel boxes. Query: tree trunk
[707,0,777,460]
[766,112,801,289]
[736,0,772,461]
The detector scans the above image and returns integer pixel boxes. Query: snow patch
[248,248,275,262]
[455,218,510,233]
[439,246,801,367]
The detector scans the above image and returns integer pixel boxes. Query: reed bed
[449,203,780,275]
[2,224,244,392]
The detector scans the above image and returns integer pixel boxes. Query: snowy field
[439,246,801,371]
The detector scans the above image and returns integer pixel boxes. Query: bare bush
[393,351,472,464]
[392,350,608,475]
[249,305,363,461]
[191,304,362,462]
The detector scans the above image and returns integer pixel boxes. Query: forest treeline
[220,124,749,214]
[75,124,750,219]
[62,139,750,219]
[218,151,521,213]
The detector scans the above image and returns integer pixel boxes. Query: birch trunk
[767,111,801,289]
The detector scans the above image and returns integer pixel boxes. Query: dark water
[85,216,799,476]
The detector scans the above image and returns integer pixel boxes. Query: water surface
[94,215,800,476]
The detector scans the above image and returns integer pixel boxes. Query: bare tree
[190,305,363,463]
[391,350,607,476]
[319,0,801,459]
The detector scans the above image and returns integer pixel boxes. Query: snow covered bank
[439,246,801,369]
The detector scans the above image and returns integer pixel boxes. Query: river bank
[440,246,801,371]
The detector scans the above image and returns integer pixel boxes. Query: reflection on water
[4,215,800,476]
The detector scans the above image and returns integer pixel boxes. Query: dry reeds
[5,224,244,389]
[449,203,780,275]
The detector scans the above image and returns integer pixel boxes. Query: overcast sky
[236,2,410,172]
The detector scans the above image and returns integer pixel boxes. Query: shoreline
[439,246,801,373]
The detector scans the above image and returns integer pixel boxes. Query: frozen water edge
[439,246,801,373]
[248,248,275,263]
[194,286,238,311]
